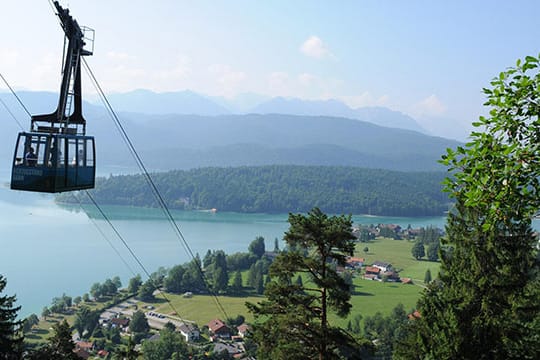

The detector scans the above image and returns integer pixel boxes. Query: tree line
[58,165,449,216]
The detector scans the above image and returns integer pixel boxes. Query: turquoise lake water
[0,180,448,318]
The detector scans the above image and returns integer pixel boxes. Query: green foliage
[232,271,243,292]
[164,265,186,294]
[129,310,150,334]
[137,280,156,302]
[0,275,23,359]
[273,238,280,253]
[411,240,425,260]
[248,236,266,258]
[226,252,257,271]
[246,259,268,291]
[247,208,365,359]
[22,314,39,334]
[128,275,143,294]
[398,54,540,359]
[113,336,139,360]
[30,320,78,360]
[90,282,103,300]
[141,328,188,360]
[41,307,50,319]
[73,306,100,339]
[424,269,432,284]
[49,293,72,314]
[66,165,449,216]
[426,241,440,261]
[363,304,409,358]
[163,258,207,294]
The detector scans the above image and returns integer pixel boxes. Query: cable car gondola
[11,1,96,193]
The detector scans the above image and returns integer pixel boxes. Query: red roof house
[207,318,230,339]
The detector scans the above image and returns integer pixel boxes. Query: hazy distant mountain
[91,113,459,172]
[0,91,460,174]
[91,90,426,133]
[250,97,426,133]
[210,93,271,113]
[103,89,230,116]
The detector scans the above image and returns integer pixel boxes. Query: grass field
[141,293,263,326]
[145,237,440,328]
[28,237,441,341]
[354,237,440,282]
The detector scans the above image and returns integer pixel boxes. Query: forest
[58,165,449,216]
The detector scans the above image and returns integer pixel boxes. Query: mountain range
[94,90,426,133]
[0,90,461,174]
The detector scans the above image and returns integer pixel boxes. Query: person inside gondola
[49,140,58,167]
[25,147,38,166]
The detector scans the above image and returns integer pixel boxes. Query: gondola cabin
[10,1,96,193]
[11,133,95,193]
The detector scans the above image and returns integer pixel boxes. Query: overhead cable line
[0,72,143,304]
[0,96,25,131]
[72,192,138,277]
[84,191,185,320]
[0,73,32,119]
[81,58,231,321]
[41,1,199,326]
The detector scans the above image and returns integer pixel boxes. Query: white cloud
[300,36,334,59]
[411,94,447,117]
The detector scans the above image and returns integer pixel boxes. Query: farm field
[146,237,441,328]
[27,236,441,343]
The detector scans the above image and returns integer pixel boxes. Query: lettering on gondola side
[13,168,44,178]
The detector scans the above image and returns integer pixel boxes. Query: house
[237,323,250,338]
[207,318,230,339]
[75,341,94,352]
[364,266,380,280]
[110,317,130,332]
[178,322,200,342]
[372,261,392,272]
[346,257,365,269]
[381,270,400,282]
[213,342,243,356]
[364,266,380,275]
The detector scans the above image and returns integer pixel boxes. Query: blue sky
[1,0,539,140]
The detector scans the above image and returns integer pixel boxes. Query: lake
[0,181,446,318]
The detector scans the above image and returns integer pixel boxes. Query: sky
[1,0,539,140]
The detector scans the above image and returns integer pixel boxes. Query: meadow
[27,236,440,341]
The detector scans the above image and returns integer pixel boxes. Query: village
[66,222,431,358]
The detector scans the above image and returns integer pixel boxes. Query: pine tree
[0,275,23,360]
[423,269,432,284]
[27,320,78,360]
[232,270,243,292]
[397,55,540,359]
[247,208,365,359]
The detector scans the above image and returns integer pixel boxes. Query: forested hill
[60,165,450,216]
